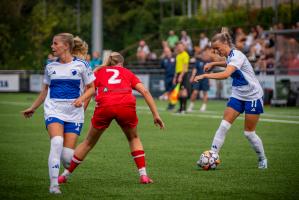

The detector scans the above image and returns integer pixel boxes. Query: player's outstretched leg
[122,126,153,184]
[59,126,105,183]
[244,131,267,169]
[244,114,267,169]
[48,136,64,194]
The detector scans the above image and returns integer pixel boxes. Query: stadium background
[0,0,299,199]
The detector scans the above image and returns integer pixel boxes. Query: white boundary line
[1,101,298,125]
[136,106,299,125]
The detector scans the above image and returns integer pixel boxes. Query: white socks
[211,120,231,153]
[61,147,74,169]
[48,136,63,187]
[187,102,194,111]
[200,103,207,112]
[244,131,266,160]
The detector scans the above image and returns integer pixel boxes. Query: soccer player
[173,42,190,113]
[22,33,95,194]
[188,48,211,112]
[58,52,164,185]
[193,28,267,169]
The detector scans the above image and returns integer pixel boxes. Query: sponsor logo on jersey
[71,69,77,76]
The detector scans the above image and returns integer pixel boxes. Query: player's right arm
[135,83,165,129]
[203,61,227,72]
[189,68,197,83]
[21,84,48,118]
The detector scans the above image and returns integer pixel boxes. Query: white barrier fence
[0,72,299,105]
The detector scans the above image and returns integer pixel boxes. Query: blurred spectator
[180,30,193,55]
[86,54,91,63]
[90,51,102,70]
[159,47,175,101]
[244,28,258,55]
[188,47,211,112]
[166,30,179,50]
[136,40,151,63]
[234,27,246,51]
[288,55,299,75]
[46,53,57,65]
[256,25,266,39]
[198,33,209,53]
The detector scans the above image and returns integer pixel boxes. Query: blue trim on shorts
[45,117,83,135]
[227,97,263,114]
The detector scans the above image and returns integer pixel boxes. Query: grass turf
[0,93,299,200]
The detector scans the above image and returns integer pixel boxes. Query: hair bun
[221,27,229,34]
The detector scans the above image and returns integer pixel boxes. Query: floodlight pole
[92,0,103,54]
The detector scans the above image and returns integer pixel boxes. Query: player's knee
[126,133,139,142]
[50,136,63,150]
[61,147,74,169]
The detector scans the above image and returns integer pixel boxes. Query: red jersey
[94,66,141,107]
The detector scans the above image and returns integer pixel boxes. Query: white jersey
[43,57,95,123]
[226,49,263,101]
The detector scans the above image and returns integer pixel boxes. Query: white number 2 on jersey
[106,69,121,84]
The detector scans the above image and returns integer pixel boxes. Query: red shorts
[91,105,138,130]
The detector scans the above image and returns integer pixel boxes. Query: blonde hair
[72,36,88,59]
[54,33,88,59]
[211,27,234,47]
[94,52,124,72]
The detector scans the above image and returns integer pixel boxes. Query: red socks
[68,155,82,173]
[131,150,146,169]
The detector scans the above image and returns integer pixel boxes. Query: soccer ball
[197,150,220,170]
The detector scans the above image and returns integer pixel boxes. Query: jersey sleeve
[43,66,50,85]
[227,51,245,70]
[129,71,141,88]
[82,64,96,85]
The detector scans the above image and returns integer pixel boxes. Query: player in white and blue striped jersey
[22,33,95,194]
[193,28,267,169]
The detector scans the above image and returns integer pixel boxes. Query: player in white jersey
[193,28,267,169]
[22,33,95,194]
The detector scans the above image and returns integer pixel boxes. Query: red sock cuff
[131,150,145,157]
[72,155,83,164]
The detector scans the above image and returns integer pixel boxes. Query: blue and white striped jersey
[43,57,95,123]
[226,49,263,101]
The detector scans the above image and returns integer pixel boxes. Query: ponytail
[211,27,234,47]
[94,52,124,72]
[72,36,88,59]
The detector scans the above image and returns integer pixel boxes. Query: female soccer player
[58,52,165,185]
[22,33,95,194]
[193,28,267,169]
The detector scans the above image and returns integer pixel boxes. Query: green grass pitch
[0,93,299,200]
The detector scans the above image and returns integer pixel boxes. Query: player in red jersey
[58,52,164,184]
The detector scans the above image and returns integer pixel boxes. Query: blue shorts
[165,77,174,92]
[227,97,264,114]
[45,117,83,135]
[192,78,209,91]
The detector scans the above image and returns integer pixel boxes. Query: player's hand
[193,74,205,82]
[204,63,213,72]
[178,75,183,83]
[72,97,84,107]
[154,116,165,129]
[21,107,35,118]
[189,76,195,83]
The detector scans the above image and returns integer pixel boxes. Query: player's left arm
[193,65,236,82]
[135,83,165,129]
